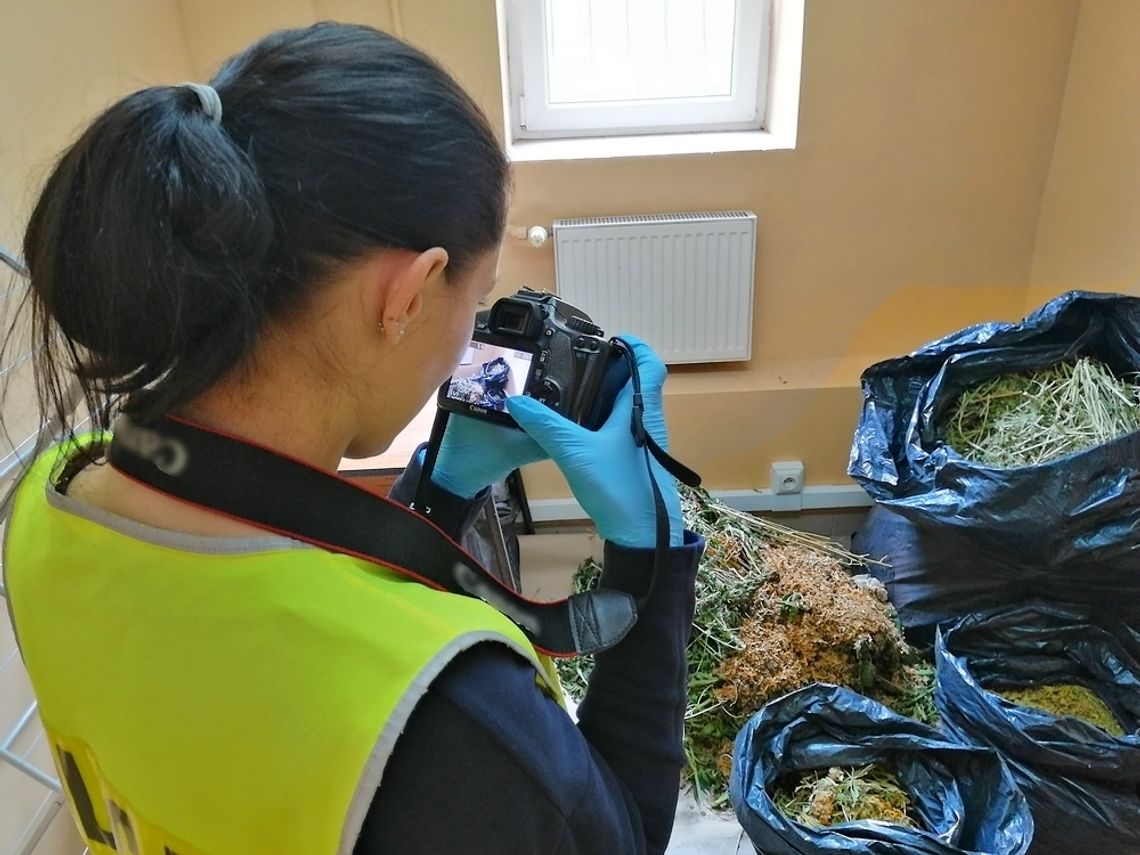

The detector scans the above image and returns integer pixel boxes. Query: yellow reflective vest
[5,438,559,855]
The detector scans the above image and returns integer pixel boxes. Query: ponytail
[13,23,509,439]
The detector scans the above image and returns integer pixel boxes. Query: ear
[380,247,449,332]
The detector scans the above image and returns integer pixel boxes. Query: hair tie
[178,82,223,126]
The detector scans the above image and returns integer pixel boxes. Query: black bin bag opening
[848,290,1140,634]
[935,603,1140,855]
[730,683,1034,855]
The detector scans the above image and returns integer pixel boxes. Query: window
[505,0,772,140]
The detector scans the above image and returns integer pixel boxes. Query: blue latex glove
[431,415,549,499]
[507,336,683,548]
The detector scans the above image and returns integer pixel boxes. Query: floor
[3,514,865,854]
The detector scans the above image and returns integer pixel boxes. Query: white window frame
[505,0,772,140]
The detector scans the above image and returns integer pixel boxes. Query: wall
[0,1,193,246]
[0,0,196,453]
[178,0,398,78]
[177,0,1082,499]
[1029,0,1140,306]
[0,4,193,852]
[510,0,1080,496]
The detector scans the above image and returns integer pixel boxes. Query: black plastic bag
[935,604,1140,854]
[445,357,514,409]
[471,356,512,408]
[848,290,1140,632]
[730,684,1034,855]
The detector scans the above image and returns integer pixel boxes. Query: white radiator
[552,211,757,363]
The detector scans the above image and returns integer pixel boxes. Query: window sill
[507,128,797,163]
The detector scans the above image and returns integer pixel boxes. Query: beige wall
[0,5,192,852]
[1029,0,1140,307]
[0,0,193,245]
[1,0,1088,499]
[0,0,194,466]
[179,0,397,78]
[178,0,1082,497]
[508,0,1080,495]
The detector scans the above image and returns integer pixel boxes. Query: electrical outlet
[771,461,804,512]
[771,461,804,494]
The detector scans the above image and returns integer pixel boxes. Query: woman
[3,22,702,855]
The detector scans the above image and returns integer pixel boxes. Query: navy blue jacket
[352,460,702,854]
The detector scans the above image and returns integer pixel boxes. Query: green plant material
[944,357,1140,468]
[557,487,924,810]
[995,683,1125,737]
[778,592,810,622]
[773,765,918,829]
[869,663,939,728]
[557,548,761,810]
[682,487,875,568]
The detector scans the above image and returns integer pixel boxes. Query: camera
[438,287,630,430]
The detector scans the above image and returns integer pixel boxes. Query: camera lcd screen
[443,341,534,414]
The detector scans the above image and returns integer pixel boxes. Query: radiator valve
[527,225,549,247]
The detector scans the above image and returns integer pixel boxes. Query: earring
[378,321,386,333]
[398,327,405,338]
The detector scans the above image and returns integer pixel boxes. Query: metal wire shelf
[1,244,75,854]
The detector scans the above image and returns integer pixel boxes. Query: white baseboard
[526,484,872,523]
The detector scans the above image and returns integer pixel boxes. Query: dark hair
[15,22,509,437]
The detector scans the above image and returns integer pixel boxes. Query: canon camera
[438,288,630,430]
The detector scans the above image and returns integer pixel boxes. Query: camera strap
[107,414,646,658]
[106,341,700,660]
[607,337,703,602]
[413,335,701,638]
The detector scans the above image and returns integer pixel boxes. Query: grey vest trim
[5,464,309,658]
[22,456,555,854]
[45,481,308,554]
[337,634,556,855]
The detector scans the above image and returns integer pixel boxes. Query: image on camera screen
[445,342,534,413]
